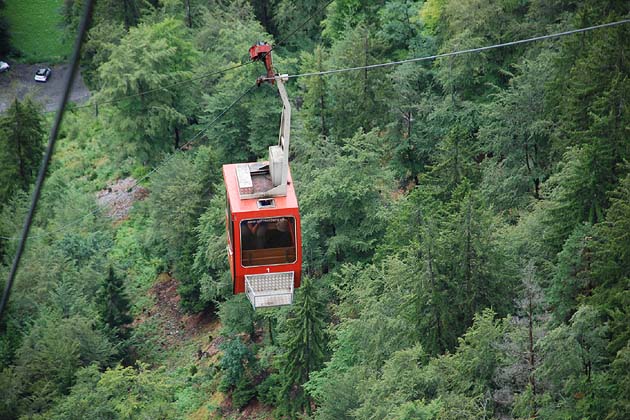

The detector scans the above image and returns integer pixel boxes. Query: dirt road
[0,63,90,113]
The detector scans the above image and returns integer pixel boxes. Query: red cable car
[223,45,302,308]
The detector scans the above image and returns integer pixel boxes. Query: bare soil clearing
[97,177,149,221]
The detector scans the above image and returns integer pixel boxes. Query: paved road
[0,63,90,113]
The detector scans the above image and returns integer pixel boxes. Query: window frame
[239,216,297,268]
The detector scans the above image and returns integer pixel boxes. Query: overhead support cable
[272,19,630,80]
[0,84,257,243]
[42,60,255,114]
[78,61,255,110]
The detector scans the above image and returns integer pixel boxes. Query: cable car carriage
[223,44,302,309]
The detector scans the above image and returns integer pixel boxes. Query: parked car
[34,67,52,82]
[0,61,9,73]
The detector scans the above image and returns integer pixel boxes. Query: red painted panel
[223,163,302,295]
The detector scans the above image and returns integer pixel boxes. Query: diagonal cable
[0,0,95,323]
[0,84,257,243]
[274,19,630,80]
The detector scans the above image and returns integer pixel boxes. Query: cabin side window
[240,217,296,267]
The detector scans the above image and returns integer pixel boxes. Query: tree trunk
[528,296,536,395]
[464,200,473,315]
[184,0,192,28]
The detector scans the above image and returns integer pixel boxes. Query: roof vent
[257,198,275,209]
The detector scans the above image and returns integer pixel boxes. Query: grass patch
[3,0,71,62]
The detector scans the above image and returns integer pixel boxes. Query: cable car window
[240,217,296,267]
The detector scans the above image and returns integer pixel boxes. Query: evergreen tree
[0,98,45,203]
[497,261,547,418]
[548,223,593,324]
[299,129,392,272]
[218,335,258,409]
[590,172,630,362]
[96,18,198,162]
[479,50,555,206]
[46,364,178,419]
[277,276,327,417]
[446,181,516,323]
[98,267,132,337]
[324,24,390,140]
[144,146,219,311]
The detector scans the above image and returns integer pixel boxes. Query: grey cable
[0,0,95,323]
[0,84,257,242]
[276,19,630,80]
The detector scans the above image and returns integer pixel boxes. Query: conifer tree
[0,98,45,203]
[99,267,132,337]
[278,276,327,417]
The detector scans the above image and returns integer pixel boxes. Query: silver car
[0,61,9,73]
[34,67,52,82]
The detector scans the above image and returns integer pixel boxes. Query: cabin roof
[223,163,299,214]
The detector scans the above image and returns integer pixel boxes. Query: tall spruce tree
[98,267,132,338]
[0,98,45,203]
[278,276,327,417]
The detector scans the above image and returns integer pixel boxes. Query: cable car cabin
[223,162,302,308]
[223,52,298,309]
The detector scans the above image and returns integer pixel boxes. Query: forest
[0,0,629,419]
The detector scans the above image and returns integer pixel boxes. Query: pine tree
[278,276,327,417]
[99,267,132,336]
[96,18,198,162]
[0,97,45,203]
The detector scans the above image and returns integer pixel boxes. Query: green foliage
[273,0,328,50]
[98,266,133,336]
[298,129,392,272]
[590,173,630,356]
[537,305,611,418]
[96,17,198,162]
[607,344,630,420]
[193,190,232,303]
[323,24,390,139]
[376,0,425,54]
[0,11,9,57]
[218,335,257,409]
[276,276,328,416]
[6,312,114,417]
[81,20,126,89]
[384,47,438,183]
[46,363,177,419]
[321,0,384,42]
[0,97,45,203]
[433,0,528,97]
[218,294,255,338]
[2,0,71,62]
[423,100,481,197]
[548,223,593,323]
[353,344,430,419]
[297,45,332,139]
[195,2,277,165]
[479,49,555,207]
[2,1,629,419]
[144,146,219,311]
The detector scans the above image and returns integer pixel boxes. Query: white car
[0,61,9,73]
[34,67,52,82]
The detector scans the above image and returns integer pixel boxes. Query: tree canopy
[1,0,629,418]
